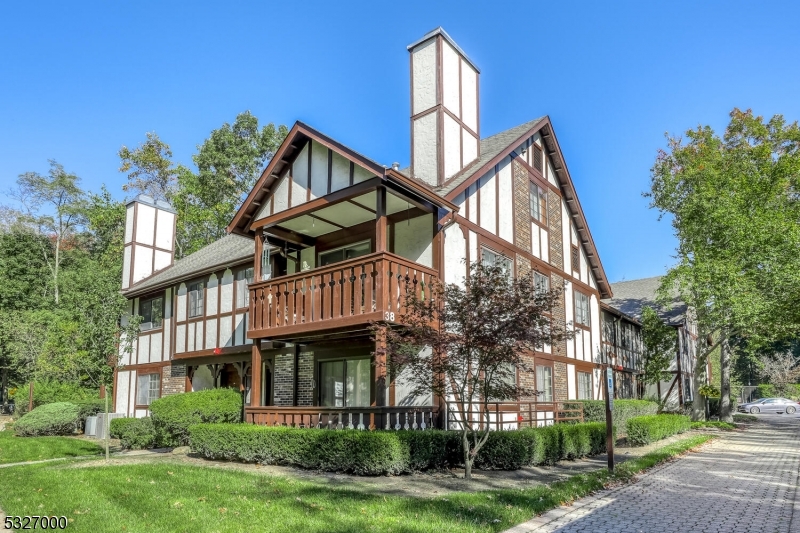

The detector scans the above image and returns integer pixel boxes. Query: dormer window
[139,295,163,330]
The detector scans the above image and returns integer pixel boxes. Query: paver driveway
[507,415,800,533]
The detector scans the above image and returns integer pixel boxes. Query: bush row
[626,414,691,446]
[189,422,614,475]
[149,388,242,447]
[11,381,101,418]
[110,417,157,449]
[576,400,659,433]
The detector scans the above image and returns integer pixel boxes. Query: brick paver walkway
[507,416,800,533]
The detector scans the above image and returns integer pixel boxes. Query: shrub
[578,399,659,433]
[691,421,735,431]
[190,424,409,475]
[74,399,106,429]
[733,414,757,423]
[190,422,613,473]
[13,381,99,417]
[149,389,242,447]
[626,414,690,446]
[14,402,80,437]
[115,417,157,450]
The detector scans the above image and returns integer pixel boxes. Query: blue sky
[1,1,798,282]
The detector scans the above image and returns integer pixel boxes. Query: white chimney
[408,27,480,187]
[122,194,177,289]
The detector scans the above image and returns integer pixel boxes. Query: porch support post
[254,228,264,281]
[251,344,262,407]
[374,337,387,408]
[375,186,387,253]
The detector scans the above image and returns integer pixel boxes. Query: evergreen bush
[626,414,690,446]
[14,402,80,437]
[149,389,242,447]
[576,399,659,433]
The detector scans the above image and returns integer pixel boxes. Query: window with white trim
[136,373,161,406]
[481,246,513,277]
[236,267,254,309]
[536,365,553,402]
[188,282,204,318]
[575,291,590,326]
[534,272,550,294]
[529,182,547,224]
[578,371,592,400]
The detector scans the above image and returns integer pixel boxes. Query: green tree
[118,132,177,202]
[648,109,800,422]
[640,306,674,387]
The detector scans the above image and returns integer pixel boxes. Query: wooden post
[375,186,387,253]
[254,228,264,281]
[251,344,262,408]
[99,384,106,399]
[28,381,34,413]
[373,337,386,407]
[604,364,615,473]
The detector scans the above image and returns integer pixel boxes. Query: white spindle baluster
[358,413,365,430]
[394,413,401,431]
[348,412,354,429]
[403,412,410,430]
[412,412,419,430]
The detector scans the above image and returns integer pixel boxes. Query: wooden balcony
[244,405,440,430]
[248,251,438,338]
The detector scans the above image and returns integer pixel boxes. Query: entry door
[319,359,371,407]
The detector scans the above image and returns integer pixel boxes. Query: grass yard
[0,430,103,465]
[0,434,712,533]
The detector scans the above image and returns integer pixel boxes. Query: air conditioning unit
[140,322,153,331]
[95,413,125,440]
[84,416,98,436]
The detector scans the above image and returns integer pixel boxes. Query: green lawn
[0,434,712,533]
[0,430,103,464]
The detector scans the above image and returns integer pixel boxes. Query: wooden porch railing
[248,251,438,337]
[445,401,584,431]
[244,405,439,431]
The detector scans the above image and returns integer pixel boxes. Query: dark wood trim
[436,34,444,187]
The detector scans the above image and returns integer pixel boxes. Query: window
[532,144,543,172]
[534,272,550,294]
[571,245,580,272]
[136,373,161,406]
[188,282,204,318]
[575,291,590,326]
[578,371,592,400]
[139,295,163,330]
[536,365,553,402]
[529,183,546,224]
[481,246,513,277]
[318,240,371,267]
[236,267,254,308]
[319,359,371,407]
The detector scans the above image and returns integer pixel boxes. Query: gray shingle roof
[601,276,687,325]
[123,234,254,296]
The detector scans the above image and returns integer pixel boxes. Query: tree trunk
[690,353,707,421]
[719,337,733,423]
[463,431,472,480]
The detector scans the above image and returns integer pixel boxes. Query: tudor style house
[114,28,688,427]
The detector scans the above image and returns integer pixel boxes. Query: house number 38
[384,312,395,321]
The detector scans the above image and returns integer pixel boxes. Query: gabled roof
[122,234,254,297]
[432,116,612,299]
[602,276,687,326]
[227,121,388,236]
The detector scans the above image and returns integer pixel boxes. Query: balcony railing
[248,251,438,338]
[244,405,439,431]
[445,401,585,431]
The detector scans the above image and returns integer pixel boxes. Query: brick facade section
[547,190,564,271]
[551,272,568,358]
[161,364,185,397]
[296,352,314,406]
[518,352,537,402]
[273,353,294,406]
[516,254,531,278]
[553,361,568,401]
[512,160,531,253]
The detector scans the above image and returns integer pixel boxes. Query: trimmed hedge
[149,388,242,447]
[626,414,691,446]
[74,399,106,429]
[111,417,157,450]
[578,400,659,433]
[189,421,614,474]
[14,402,80,437]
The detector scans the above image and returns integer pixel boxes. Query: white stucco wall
[443,223,467,287]
[442,40,460,116]
[412,40,437,115]
[135,204,155,246]
[478,171,496,234]
[413,112,438,186]
[443,113,461,180]
[498,161,513,243]
[155,209,174,251]
[461,59,478,132]
[393,214,433,268]
[310,140,328,199]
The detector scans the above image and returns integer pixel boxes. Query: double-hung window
[574,291,590,326]
[529,183,547,224]
[188,282,204,318]
[536,365,553,402]
[139,295,163,330]
[235,267,254,309]
[136,373,161,406]
[481,247,513,277]
[578,371,593,400]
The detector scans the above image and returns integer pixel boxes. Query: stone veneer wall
[512,160,531,253]
[297,352,314,406]
[273,353,294,406]
[161,364,186,396]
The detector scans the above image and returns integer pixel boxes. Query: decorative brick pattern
[297,352,314,406]
[512,160,531,253]
[518,352,538,402]
[551,272,568,358]
[553,361,568,401]
[161,364,185,397]
[273,353,295,406]
[516,254,531,278]
[547,190,564,271]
